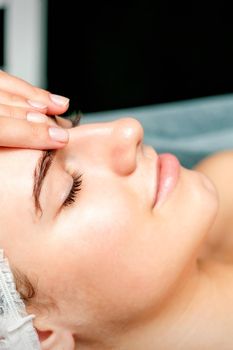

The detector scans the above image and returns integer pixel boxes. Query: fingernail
[49,94,70,106]
[28,100,47,109]
[27,112,47,123]
[49,127,69,142]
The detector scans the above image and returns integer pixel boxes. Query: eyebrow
[32,113,83,217]
[33,150,56,217]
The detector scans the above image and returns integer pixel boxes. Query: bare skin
[1,114,233,349]
[7,70,233,348]
[195,150,233,263]
[117,151,233,350]
[0,70,71,149]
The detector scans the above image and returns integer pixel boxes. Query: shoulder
[194,150,233,176]
[194,150,233,213]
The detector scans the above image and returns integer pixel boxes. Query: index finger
[0,116,69,149]
[0,70,70,116]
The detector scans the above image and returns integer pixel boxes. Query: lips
[153,153,180,207]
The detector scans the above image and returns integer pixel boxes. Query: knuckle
[30,123,46,142]
[8,106,25,119]
[9,107,14,119]
[32,86,48,99]
[9,93,22,105]
[0,104,10,117]
[13,106,26,119]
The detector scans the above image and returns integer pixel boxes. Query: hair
[12,265,59,316]
[65,110,83,128]
[12,266,36,304]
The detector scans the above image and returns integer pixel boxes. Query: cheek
[52,194,167,318]
[51,189,156,309]
[56,190,138,265]
[46,169,218,323]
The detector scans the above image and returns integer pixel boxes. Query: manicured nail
[27,112,47,123]
[49,94,70,106]
[28,100,47,109]
[49,127,69,142]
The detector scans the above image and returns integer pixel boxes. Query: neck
[109,259,233,350]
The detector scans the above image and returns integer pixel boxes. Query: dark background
[47,2,233,114]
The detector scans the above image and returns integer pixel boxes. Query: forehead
[0,147,41,195]
[0,147,41,220]
[0,148,43,260]
[0,147,40,168]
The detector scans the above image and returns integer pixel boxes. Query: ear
[35,324,75,350]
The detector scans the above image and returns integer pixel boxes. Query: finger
[0,103,48,120]
[0,104,73,130]
[0,89,48,113]
[0,116,69,149]
[0,70,70,115]
[26,114,73,128]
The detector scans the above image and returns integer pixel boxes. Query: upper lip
[143,146,160,208]
[153,154,160,207]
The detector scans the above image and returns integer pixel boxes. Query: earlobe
[36,328,75,350]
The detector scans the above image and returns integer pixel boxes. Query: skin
[0,70,71,149]
[1,117,233,350]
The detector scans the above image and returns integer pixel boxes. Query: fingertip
[48,126,69,143]
[49,93,70,107]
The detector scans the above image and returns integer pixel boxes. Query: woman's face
[0,118,218,337]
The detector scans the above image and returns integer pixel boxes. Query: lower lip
[154,153,180,207]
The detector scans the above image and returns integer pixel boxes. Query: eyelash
[63,172,83,208]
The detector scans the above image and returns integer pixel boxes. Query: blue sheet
[83,93,233,168]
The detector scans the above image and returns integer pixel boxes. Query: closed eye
[63,172,83,208]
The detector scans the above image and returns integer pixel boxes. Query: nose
[66,117,144,176]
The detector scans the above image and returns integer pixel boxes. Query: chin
[168,167,219,243]
[187,168,219,229]
[192,168,218,204]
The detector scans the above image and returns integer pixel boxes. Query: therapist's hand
[0,70,72,149]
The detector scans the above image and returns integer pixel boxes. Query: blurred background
[1,0,233,114]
